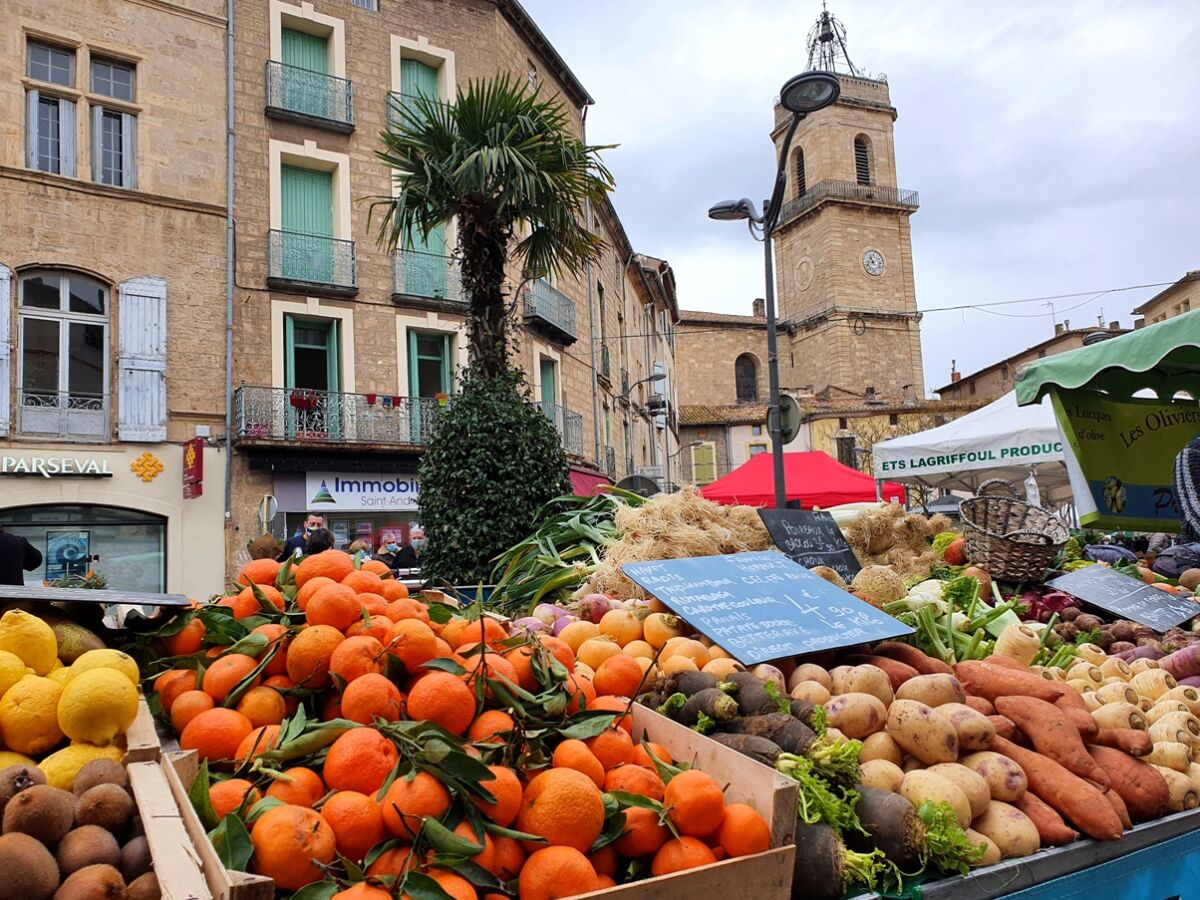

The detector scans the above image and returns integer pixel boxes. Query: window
[408,332,450,398]
[350,0,377,8]
[28,42,74,86]
[838,417,848,429]
[539,357,558,407]
[284,316,339,392]
[90,57,134,100]
[793,147,806,197]
[969,382,976,395]
[735,354,758,402]
[527,59,538,89]
[25,43,77,176]
[751,425,763,436]
[690,442,717,484]
[749,443,768,456]
[596,282,606,341]
[836,435,857,468]
[854,136,871,185]
[888,413,900,426]
[90,107,136,187]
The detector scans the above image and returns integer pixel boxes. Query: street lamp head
[779,70,841,115]
[647,372,667,384]
[707,198,761,223]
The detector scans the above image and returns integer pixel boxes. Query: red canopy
[700,451,906,508]
[569,468,611,496]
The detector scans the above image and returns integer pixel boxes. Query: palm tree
[374,75,614,377]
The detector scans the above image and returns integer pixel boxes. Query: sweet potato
[1057,705,1099,741]
[1090,727,1152,757]
[955,661,1065,703]
[991,736,1123,841]
[982,654,1026,672]
[988,715,1021,743]
[964,695,995,716]
[845,654,918,691]
[1013,791,1079,845]
[1105,787,1132,830]
[873,641,954,675]
[1053,687,1090,713]
[996,696,1110,789]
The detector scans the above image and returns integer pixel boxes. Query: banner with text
[304,472,420,511]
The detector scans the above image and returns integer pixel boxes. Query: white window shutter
[118,276,167,442]
[0,265,11,437]
[91,105,102,183]
[60,100,76,178]
[121,113,136,188]
[25,91,39,169]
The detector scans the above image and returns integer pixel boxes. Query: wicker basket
[958,479,1069,581]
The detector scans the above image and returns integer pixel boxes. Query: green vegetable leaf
[398,871,454,900]
[422,816,486,857]
[420,656,467,676]
[208,812,253,872]
[918,800,986,875]
[188,759,218,831]
[589,809,629,852]
[288,882,340,900]
[762,680,791,715]
[656,692,687,718]
[693,711,716,734]
[558,712,618,741]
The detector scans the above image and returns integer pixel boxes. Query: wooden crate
[574,704,798,899]
[123,695,162,764]
[127,760,212,900]
[164,751,274,900]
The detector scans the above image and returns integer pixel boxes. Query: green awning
[1015,309,1200,405]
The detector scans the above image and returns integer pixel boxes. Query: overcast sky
[522,0,1200,395]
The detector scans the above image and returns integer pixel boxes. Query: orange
[323,692,344,721]
[285,624,345,688]
[357,593,389,617]
[564,672,596,715]
[491,835,526,879]
[651,836,716,875]
[468,710,514,744]
[614,806,670,857]
[324,727,398,795]
[170,689,215,733]
[263,675,300,716]
[155,668,198,713]
[551,739,605,789]
[365,845,417,883]
[517,846,598,900]
[202,653,260,703]
[589,844,617,877]
[439,617,471,649]
[333,884,392,900]
[239,558,282,586]
[503,646,538,691]
[329,635,386,684]
[347,614,392,643]
[306,583,362,631]
[381,771,451,838]
[210,778,260,820]
[384,597,428,624]
[630,741,673,770]
[593,654,644,698]
[179,707,253,761]
[384,619,439,672]
[322,790,386,863]
[361,559,391,577]
[251,623,292,677]
[406,672,476,735]
[295,549,355,588]
[470,764,522,828]
[231,583,285,619]
[236,686,287,728]
[452,820,496,872]
[516,768,605,853]
[422,871,476,900]
[381,580,411,602]
[236,724,282,760]
[250,804,336,891]
[716,803,771,857]
[585,727,633,771]
[342,569,384,594]
[664,769,725,837]
[537,636,576,672]
[164,619,207,656]
[596,874,616,889]
[297,575,336,612]
[604,764,665,801]
[461,652,519,694]
[341,673,405,724]
[589,695,633,734]
[266,767,325,807]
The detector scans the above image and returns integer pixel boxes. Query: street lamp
[620,371,668,481]
[619,371,666,401]
[709,70,840,508]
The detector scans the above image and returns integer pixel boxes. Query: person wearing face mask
[277,512,324,561]
[374,532,402,570]
[392,528,425,571]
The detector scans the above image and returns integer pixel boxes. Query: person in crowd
[393,528,425,570]
[0,526,42,586]
[305,528,336,555]
[375,532,401,570]
[278,512,324,561]
[1175,435,1200,542]
[348,539,370,556]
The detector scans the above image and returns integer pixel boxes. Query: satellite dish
[616,475,661,498]
[779,395,803,445]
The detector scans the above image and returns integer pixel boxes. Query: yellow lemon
[47,668,71,686]
[0,675,64,755]
[0,610,58,676]
[66,649,140,687]
[57,668,138,747]
[37,742,124,791]
[0,750,36,769]
[49,659,63,672]
[0,650,26,700]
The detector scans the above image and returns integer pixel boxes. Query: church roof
[677,309,766,326]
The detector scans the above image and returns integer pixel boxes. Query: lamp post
[708,71,840,509]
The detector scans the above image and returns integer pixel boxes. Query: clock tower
[772,6,925,398]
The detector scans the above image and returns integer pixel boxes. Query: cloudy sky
[522,0,1200,394]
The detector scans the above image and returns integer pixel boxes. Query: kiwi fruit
[127,815,145,838]
[52,863,125,899]
[119,835,152,882]
[56,825,120,876]
[0,832,59,900]
[74,784,134,833]
[3,785,75,846]
[0,765,47,815]
[71,760,128,797]
[125,872,161,900]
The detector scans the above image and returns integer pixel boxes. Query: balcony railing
[387,90,438,130]
[17,391,108,440]
[392,248,463,304]
[235,386,440,446]
[541,401,584,456]
[524,279,577,344]
[604,445,617,480]
[598,344,611,382]
[268,230,357,293]
[265,61,354,131]
[778,179,920,225]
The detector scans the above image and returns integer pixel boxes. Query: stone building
[1132,270,1198,328]
[0,0,229,596]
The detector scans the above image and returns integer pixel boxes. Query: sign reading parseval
[1051,389,1199,530]
[0,456,114,478]
[304,471,419,511]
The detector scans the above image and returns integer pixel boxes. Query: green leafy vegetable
[917,800,986,876]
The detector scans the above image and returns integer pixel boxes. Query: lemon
[0,651,26,700]
[0,750,36,769]
[0,675,64,755]
[49,659,63,672]
[66,649,140,687]
[0,610,58,676]
[46,668,71,686]
[57,668,138,746]
[38,742,124,790]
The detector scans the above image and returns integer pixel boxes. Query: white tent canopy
[872,391,1071,498]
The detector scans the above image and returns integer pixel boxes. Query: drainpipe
[223,0,235,534]
[581,107,602,470]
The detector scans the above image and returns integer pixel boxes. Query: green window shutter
[282,28,328,73]
[408,331,449,397]
[691,444,716,484]
[280,165,334,282]
[400,59,438,100]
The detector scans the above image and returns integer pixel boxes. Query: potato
[788,663,831,692]
[928,763,991,819]
[829,666,853,694]
[824,692,888,739]
[790,680,831,705]
[837,665,894,707]
[886,699,958,764]
[971,800,1040,859]
[859,732,903,766]
[902,756,923,773]
[935,703,997,751]
[900,770,972,827]
[966,828,1001,868]
[960,751,1028,802]
[859,759,905,793]
[895,674,965,708]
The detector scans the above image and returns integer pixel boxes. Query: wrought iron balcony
[598,343,611,383]
[17,391,108,441]
[267,230,357,295]
[524,279,577,344]
[392,248,463,304]
[604,445,617,480]
[234,385,440,447]
[541,401,584,456]
[265,61,355,132]
[778,178,919,226]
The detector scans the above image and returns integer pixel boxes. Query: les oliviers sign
[0,456,114,478]
[304,471,420,511]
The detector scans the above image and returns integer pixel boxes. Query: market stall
[701,450,906,508]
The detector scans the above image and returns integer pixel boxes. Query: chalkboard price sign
[1046,566,1199,631]
[758,509,862,584]
[621,551,912,666]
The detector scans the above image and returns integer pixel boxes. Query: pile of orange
[150,551,770,898]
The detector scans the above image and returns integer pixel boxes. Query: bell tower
[772,5,925,398]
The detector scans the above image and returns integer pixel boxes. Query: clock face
[863,250,885,277]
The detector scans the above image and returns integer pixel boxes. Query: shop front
[0,445,226,597]
[272,469,421,552]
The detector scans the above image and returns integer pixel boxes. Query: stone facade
[1133,270,1198,327]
